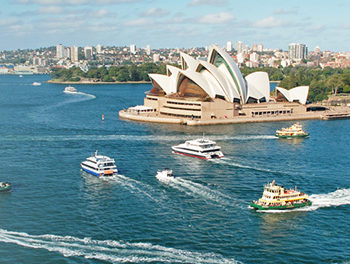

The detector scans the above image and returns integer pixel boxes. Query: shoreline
[46,79,151,85]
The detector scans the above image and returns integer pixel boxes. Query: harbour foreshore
[47,79,151,84]
[119,108,350,126]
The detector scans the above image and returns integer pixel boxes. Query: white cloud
[273,8,298,15]
[253,16,286,28]
[141,7,169,17]
[124,18,153,27]
[198,12,234,24]
[37,6,64,14]
[189,0,227,6]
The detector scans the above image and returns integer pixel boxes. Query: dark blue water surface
[0,75,349,264]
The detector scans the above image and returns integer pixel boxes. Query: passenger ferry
[63,86,77,94]
[250,180,312,211]
[0,182,11,192]
[81,151,118,177]
[275,122,309,138]
[172,137,224,160]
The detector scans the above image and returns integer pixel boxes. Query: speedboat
[172,137,224,159]
[156,169,174,181]
[63,86,77,94]
[0,182,11,192]
[250,180,311,211]
[81,151,118,177]
[32,82,41,86]
[275,122,309,138]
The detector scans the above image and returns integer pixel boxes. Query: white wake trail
[0,229,240,264]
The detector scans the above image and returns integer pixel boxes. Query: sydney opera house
[119,45,312,125]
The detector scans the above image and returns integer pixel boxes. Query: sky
[1,0,350,51]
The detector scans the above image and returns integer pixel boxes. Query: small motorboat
[63,86,77,94]
[32,82,41,86]
[250,180,311,211]
[156,169,174,181]
[0,182,12,192]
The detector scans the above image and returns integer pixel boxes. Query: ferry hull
[250,200,312,211]
[275,133,309,139]
[172,150,223,160]
[81,165,117,177]
[0,184,11,192]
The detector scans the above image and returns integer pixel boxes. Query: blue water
[0,75,349,264]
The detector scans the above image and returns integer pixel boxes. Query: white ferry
[32,82,41,86]
[275,122,309,138]
[63,86,77,94]
[172,137,224,160]
[81,151,118,177]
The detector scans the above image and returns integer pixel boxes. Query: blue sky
[1,0,350,51]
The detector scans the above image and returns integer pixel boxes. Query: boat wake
[258,188,350,213]
[0,229,240,263]
[65,91,96,99]
[209,158,277,174]
[157,176,241,208]
[101,174,159,203]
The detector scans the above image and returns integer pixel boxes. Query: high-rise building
[65,47,71,59]
[250,52,259,62]
[226,41,232,52]
[288,43,308,61]
[71,46,79,62]
[84,46,93,60]
[96,44,102,54]
[130,44,136,54]
[145,44,151,55]
[314,46,321,54]
[56,44,65,59]
[236,41,243,54]
[153,53,160,63]
[257,44,263,52]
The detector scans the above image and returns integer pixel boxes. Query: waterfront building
[84,46,93,60]
[56,44,65,59]
[289,43,308,61]
[120,45,310,125]
[71,46,79,62]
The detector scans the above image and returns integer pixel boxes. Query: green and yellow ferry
[275,122,309,138]
[250,180,311,211]
[0,182,11,192]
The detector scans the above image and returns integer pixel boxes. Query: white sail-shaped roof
[245,72,270,103]
[208,45,247,102]
[276,86,309,105]
[175,70,213,98]
[180,52,199,71]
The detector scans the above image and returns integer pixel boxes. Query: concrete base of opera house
[119,108,349,126]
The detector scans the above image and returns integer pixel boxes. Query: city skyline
[1,0,350,51]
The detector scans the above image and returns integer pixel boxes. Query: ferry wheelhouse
[81,151,118,177]
[275,122,309,138]
[172,137,224,160]
[250,180,311,211]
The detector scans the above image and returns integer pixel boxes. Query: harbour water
[0,74,349,263]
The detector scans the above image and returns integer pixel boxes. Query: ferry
[0,182,11,192]
[275,122,309,138]
[156,169,174,181]
[250,180,312,211]
[81,151,118,177]
[63,86,77,94]
[172,137,224,160]
[32,82,41,86]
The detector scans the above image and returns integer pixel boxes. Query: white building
[96,44,102,54]
[257,44,263,52]
[145,44,151,55]
[56,44,65,59]
[130,44,136,54]
[153,53,160,63]
[71,46,79,62]
[289,43,308,61]
[250,52,259,62]
[236,41,243,53]
[226,41,232,52]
